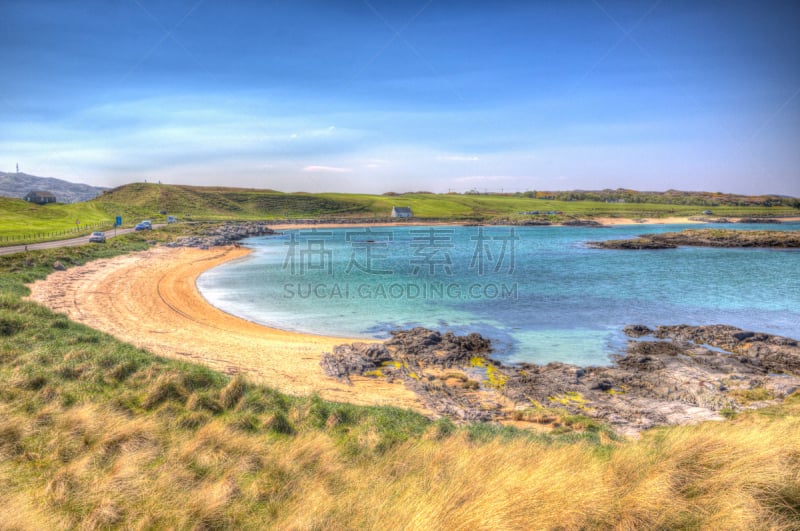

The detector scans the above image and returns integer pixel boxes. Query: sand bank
[26,246,426,411]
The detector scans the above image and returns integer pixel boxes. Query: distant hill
[0,172,106,203]
[523,188,799,208]
[91,182,799,223]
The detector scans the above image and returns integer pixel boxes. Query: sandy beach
[26,246,426,411]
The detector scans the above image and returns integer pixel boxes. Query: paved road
[0,225,165,256]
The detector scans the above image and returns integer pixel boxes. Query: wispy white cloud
[436,154,480,162]
[302,165,351,173]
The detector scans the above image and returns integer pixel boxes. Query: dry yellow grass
[1,395,798,530]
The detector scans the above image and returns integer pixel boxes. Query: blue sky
[1,0,798,195]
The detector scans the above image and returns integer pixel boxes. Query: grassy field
[0,197,114,243]
[0,236,799,528]
[2,183,797,245]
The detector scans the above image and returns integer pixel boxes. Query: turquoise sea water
[197,223,800,366]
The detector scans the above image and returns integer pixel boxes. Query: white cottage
[391,206,413,218]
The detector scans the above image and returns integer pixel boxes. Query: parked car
[167,215,177,224]
[141,220,152,229]
[89,231,106,243]
[134,223,147,231]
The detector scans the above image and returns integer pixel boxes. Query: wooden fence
[0,222,116,245]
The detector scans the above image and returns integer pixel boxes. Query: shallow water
[197,223,800,365]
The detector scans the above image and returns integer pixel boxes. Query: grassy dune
[1,236,799,528]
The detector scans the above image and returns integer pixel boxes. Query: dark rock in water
[591,229,800,250]
[589,238,676,249]
[738,218,782,224]
[624,324,653,337]
[514,220,552,226]
[562,219,604,227]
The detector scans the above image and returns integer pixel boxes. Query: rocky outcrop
[165,222,275,248]
[590,229,800,249]
[737,218,782,224]
[322,328,498,421]
[322,325,800,436]
[592,238,677,249]
[623,324,654,337]
[384,328,493,367]
[562,219,605,227]
[320,343,391,384]
[653,324,800,375]
[502,220,552,226]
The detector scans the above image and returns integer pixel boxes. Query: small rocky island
[322,325,800,436]
[589,229,800,250]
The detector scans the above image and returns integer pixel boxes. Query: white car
[89,231,106,243]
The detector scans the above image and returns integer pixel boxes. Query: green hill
[92,184,800,222]
[1,183,798,245]
[94,184,372,221]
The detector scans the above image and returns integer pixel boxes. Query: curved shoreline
[26,245,426,411]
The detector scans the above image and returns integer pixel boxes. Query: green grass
[0,197,114,243]
[4,183,798,246]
